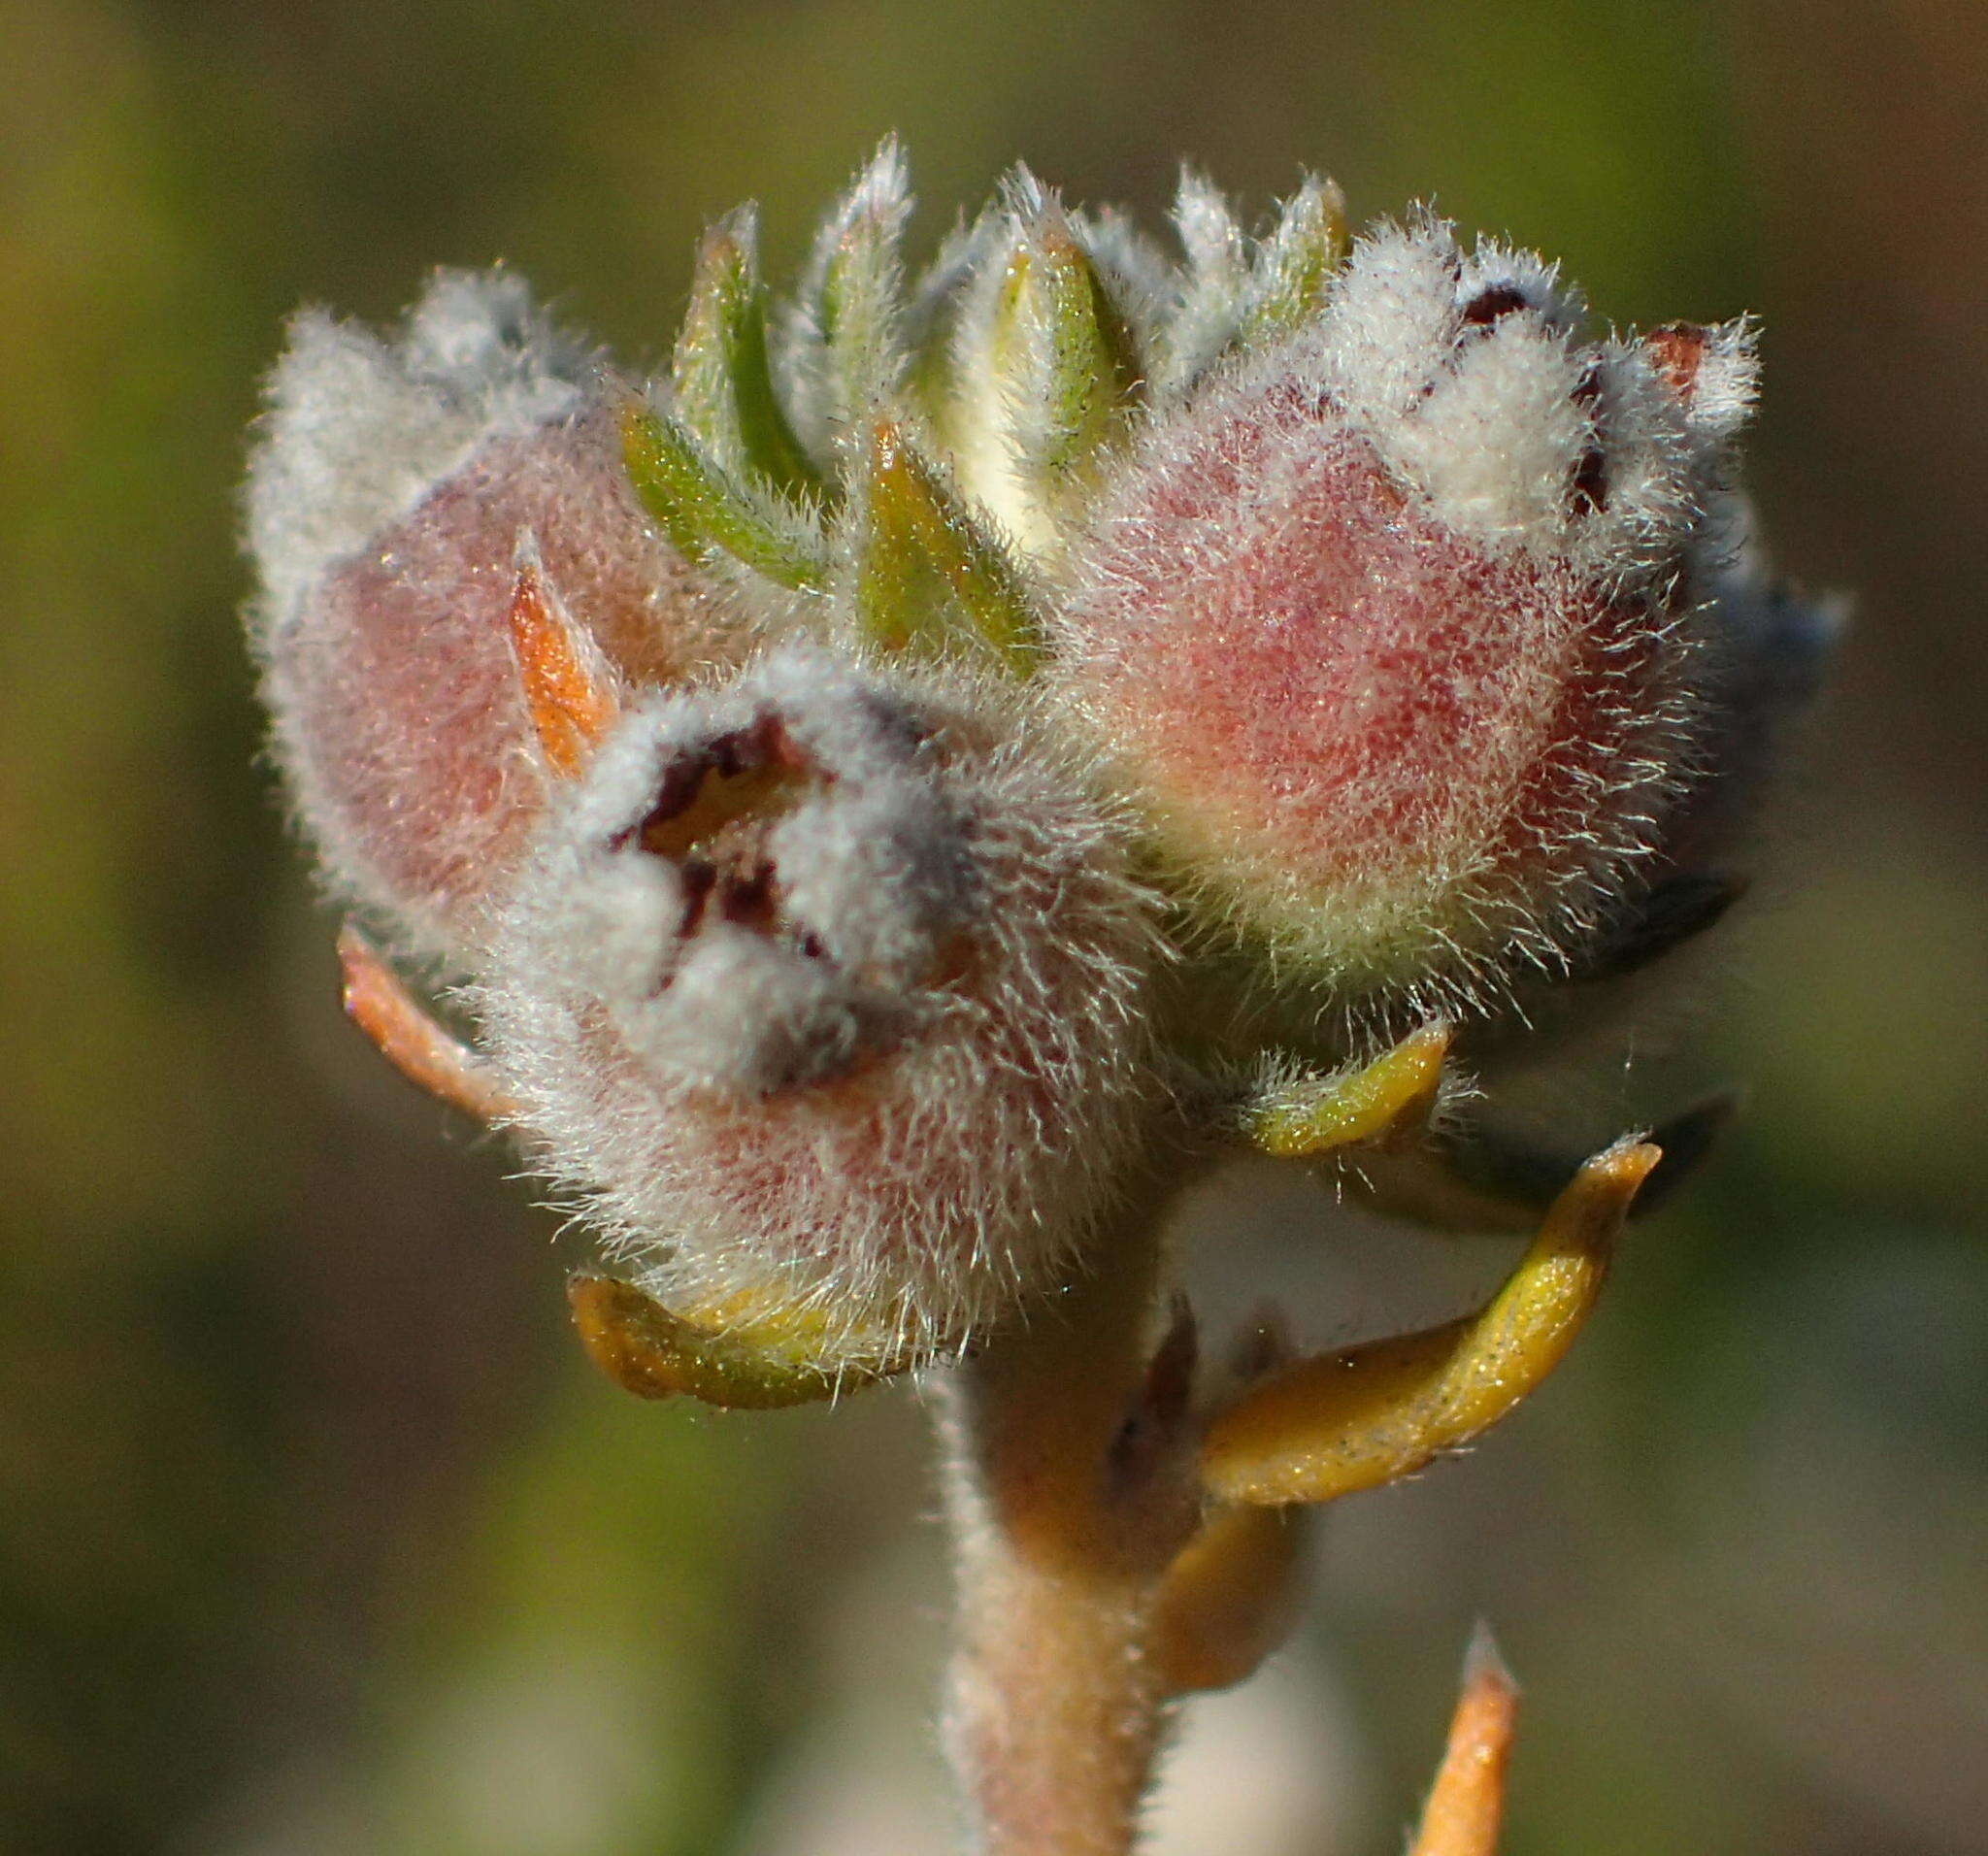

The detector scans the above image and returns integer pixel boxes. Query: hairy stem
[935,1196,1200,1855]
[927,1133,1647,1852]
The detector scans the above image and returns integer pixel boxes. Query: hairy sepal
[671,206,821,503]
[944,173,1148,565]
[779,138,916,469]
[1161,171,1348,395]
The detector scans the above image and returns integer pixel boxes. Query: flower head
[243,147,1838,1856]
[246,270,753,956]
[476,646,1161,1368]
[244,148,1827,1385]
[1045,216,1762,1022]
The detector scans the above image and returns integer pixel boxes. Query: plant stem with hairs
[932,1133,1653,1854]
[939,1195,1184,1855]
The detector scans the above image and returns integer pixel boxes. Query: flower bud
[473,646,1162,1369]
[245,270,750,956]
[1048,217,1761,1022]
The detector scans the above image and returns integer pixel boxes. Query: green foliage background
[2,1,1983,1851]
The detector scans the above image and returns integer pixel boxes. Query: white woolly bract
[473,646,1164,1369]
[1161,169,1251,393]
[246,270,589,634]
[1306,217,1752,580]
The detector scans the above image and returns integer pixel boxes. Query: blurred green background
[2,0,1983,1850]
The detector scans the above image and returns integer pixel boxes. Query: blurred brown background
[2,1,1983,1851]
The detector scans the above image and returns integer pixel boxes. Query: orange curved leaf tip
[566,1275,911,1410]
[507,547,619,779]
[1243,1019,1453,1159]
[1408,1623,1520,1856]
[336,923,514,1123]
[1200,1136,1660,1507]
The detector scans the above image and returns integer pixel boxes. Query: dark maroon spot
[705,729,753,779]
[1570,447,1608,514]
[630,712,824,864]
[716,860,779,932]
[626,757,706,845]
[1460,283,1530,328]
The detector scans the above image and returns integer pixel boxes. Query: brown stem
[935,1196,1201,1856]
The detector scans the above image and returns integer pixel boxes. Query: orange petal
[337,923,513,1122]
[1408,1625,1520,1856]
[507,546,619,778]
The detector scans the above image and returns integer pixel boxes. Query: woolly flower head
[475,646,1161,1368]
[246,270,753,956]
[1047,216,1760,1024]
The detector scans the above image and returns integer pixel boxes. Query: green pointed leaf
[786,138,914,459]
[1241,175,1347,347]
[672,206,820,501]
[1003,202,1143,480]
[620,401,829,592]
[854,416,1042,675]
[949,179,1145,559]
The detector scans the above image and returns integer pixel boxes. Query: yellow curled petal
[1201,1137,1659,1506]
[1241,1019,1452,1160]
[568,1275,913,1410]
[1151,1501,1310,1696]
